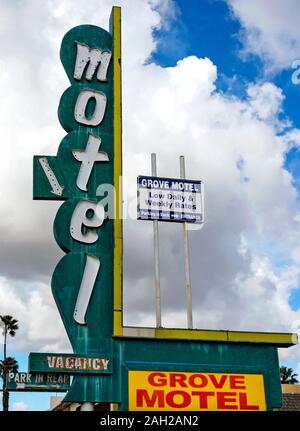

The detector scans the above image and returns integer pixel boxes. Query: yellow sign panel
[128,371,266,411]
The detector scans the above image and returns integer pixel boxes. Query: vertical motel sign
[32,8,122,401]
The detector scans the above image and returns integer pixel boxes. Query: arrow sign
[39,157,64,196]
[7,372,71,392]
[33,155,70,200]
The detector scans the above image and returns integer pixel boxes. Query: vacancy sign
[128,371,266,411]
[137,176,203,223]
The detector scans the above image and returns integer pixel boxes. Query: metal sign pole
[180,156,193,329]
[151,153,162,328]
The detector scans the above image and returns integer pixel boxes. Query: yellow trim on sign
[227,331,298,345]
[155,328,228,341]
[112,6,123,337]
[117,326,298,347]
[114,310,123,337]
[155,328,297,346]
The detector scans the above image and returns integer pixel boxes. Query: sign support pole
[151,153,162,328]
[180,155,193,329]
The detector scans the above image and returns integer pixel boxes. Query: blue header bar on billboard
[138,175,201,192]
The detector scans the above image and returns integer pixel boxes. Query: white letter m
[74,42,112,82]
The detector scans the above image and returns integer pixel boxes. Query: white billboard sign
[137,176,203,223]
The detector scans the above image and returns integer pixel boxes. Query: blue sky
[154,0,300,126]
[152,0,300,260]
[152,0,300,306]
[2,0,300,410]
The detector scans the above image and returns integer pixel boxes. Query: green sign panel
[29,353,112,374]
[31,8,121,401]
[7,372,70,392]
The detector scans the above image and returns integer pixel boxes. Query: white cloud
[247,82,284,122]
[0,277,70,353]
[12,401,28,411]
[292,247,300,264]
[227,0,300,72]
[0,0,299,375]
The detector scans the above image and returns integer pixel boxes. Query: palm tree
[280,366,299,384]
[0,357,19,412]
[0,315,19,411]
[0,357,19,377]
[0,315,19,361]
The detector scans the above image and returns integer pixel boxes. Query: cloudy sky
[1,0,300,410]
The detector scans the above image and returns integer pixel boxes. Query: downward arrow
[39,157,64,196]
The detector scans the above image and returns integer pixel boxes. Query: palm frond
[0,315,19,334]
[0,357,19,377]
